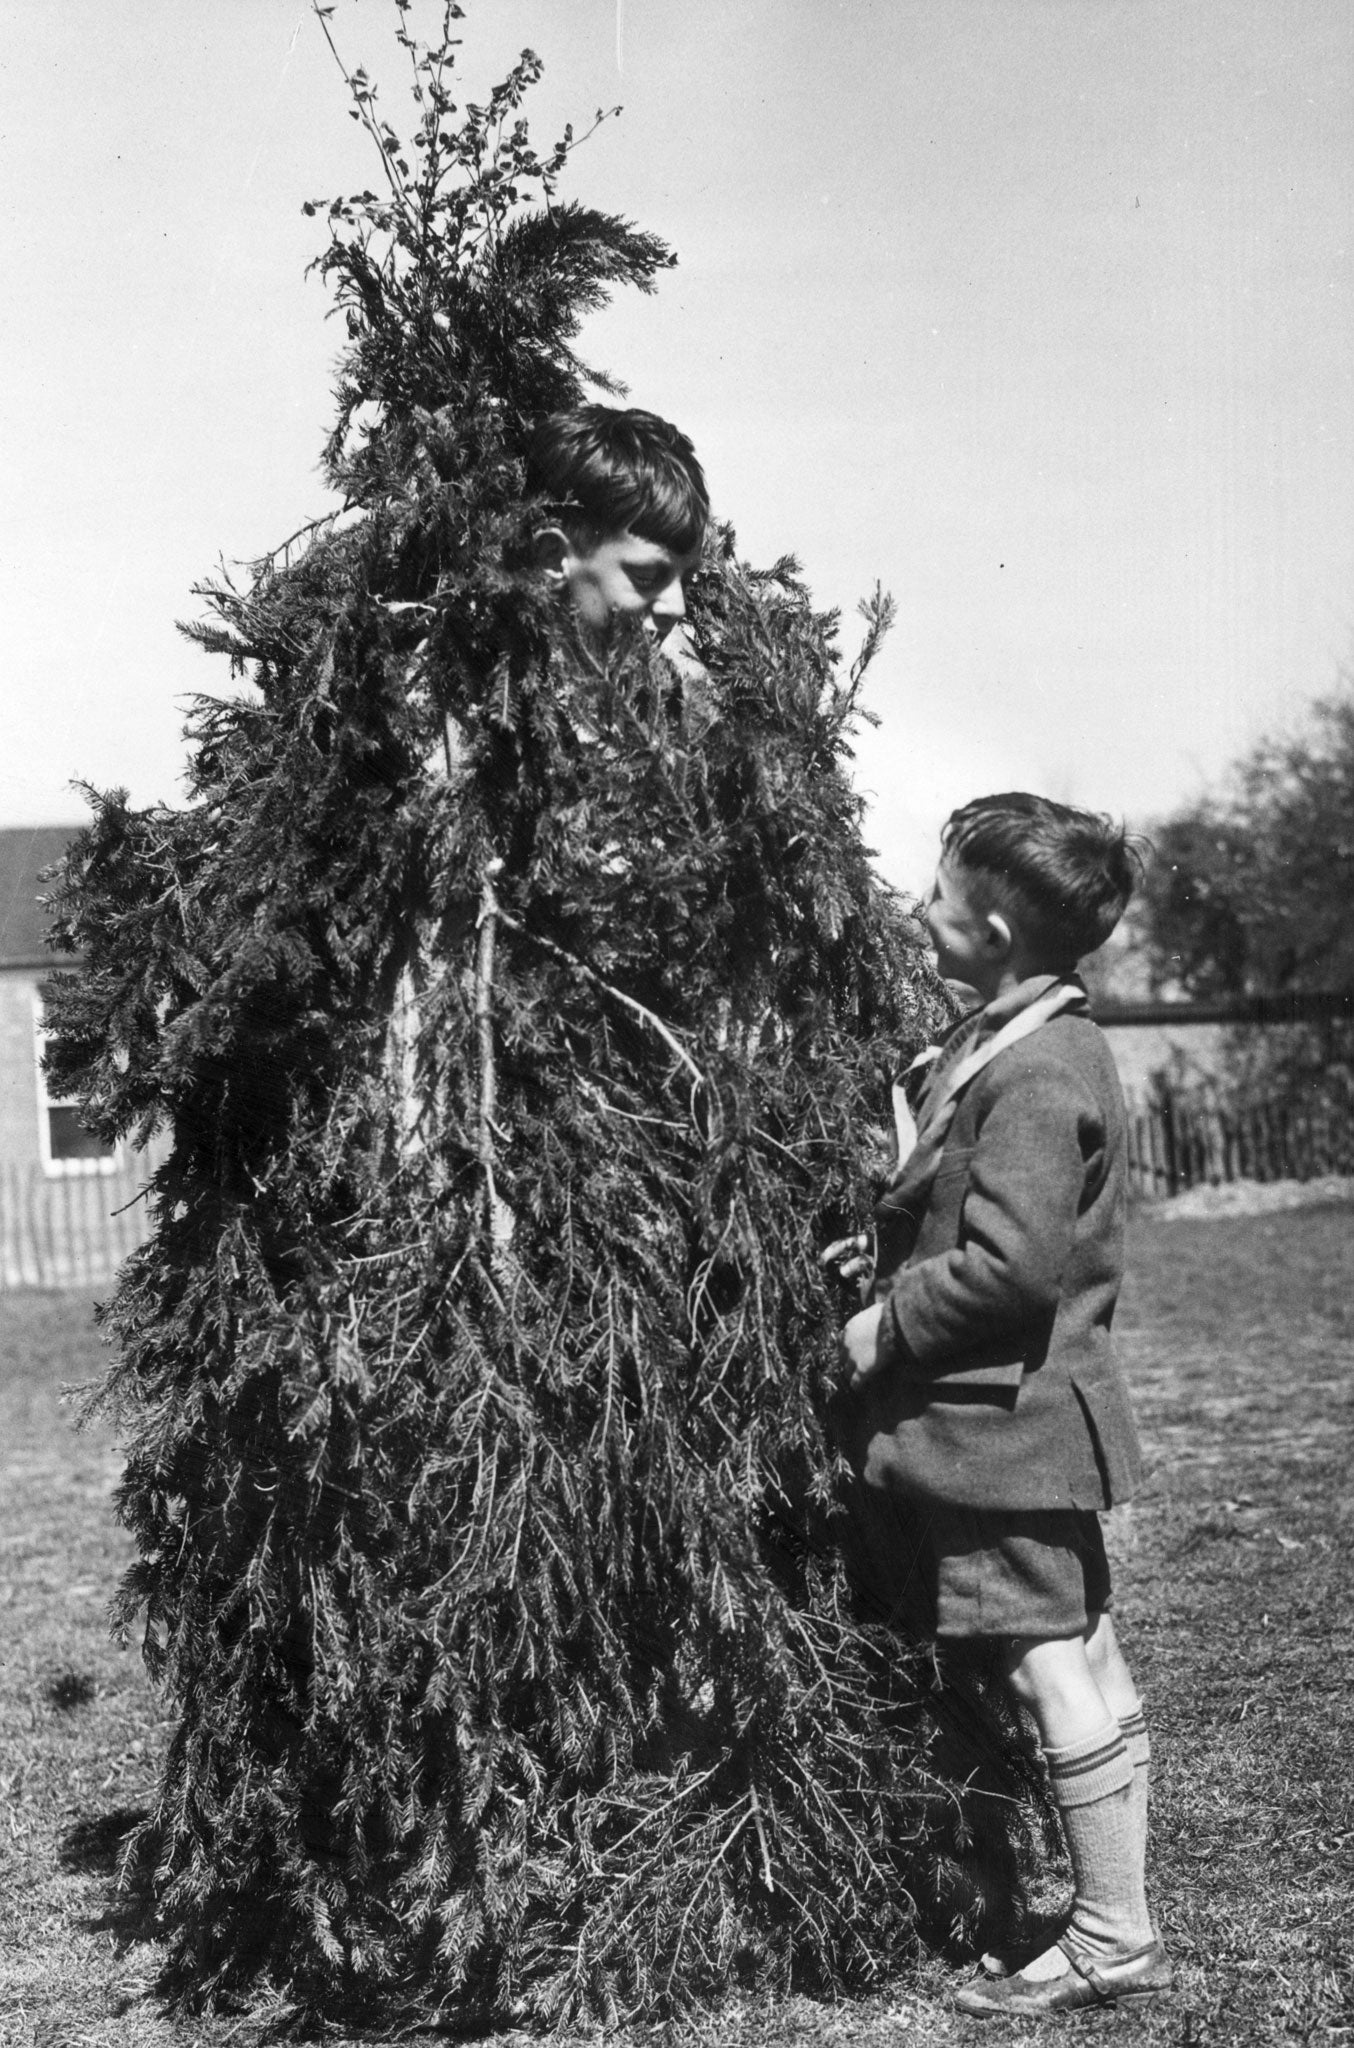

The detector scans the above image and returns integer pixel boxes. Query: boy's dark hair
[942,791,1143,967]
[526,404,709,554]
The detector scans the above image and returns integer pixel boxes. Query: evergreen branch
[249,512,349,576]
[849,582,897,693]
[752,1124,813,1173]
[474,860,516,1264]
[661,1802,754,2001]
[495,907,706,1090]
[748,1784,775,1890]
[385,962,425,1160]
[576,1077,684,1132]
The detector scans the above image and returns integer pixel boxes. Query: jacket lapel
[873,977,1091,1267]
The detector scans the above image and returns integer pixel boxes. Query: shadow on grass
[47,1667,99,1710]
[61,1804,161,1948]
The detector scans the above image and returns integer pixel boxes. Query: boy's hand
[840,1301,886,1389]
[820,1231,875,1305]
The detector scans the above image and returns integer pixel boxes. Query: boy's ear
[983,909,1014,957]
[531,525,571,590]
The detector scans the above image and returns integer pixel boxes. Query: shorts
[918,1502,1113,1640]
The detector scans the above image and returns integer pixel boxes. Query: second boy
[829,792,1170,2019]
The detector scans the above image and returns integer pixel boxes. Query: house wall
[1102,1022,1229,1106]
[0,968,45,1170]
[0,964,166,1287]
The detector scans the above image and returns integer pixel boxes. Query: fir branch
[850,581,898,692]
[474,859,516,1263]
[495,905,706,1090]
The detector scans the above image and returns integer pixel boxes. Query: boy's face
[549,526,701,635]
[925,858,1008,997]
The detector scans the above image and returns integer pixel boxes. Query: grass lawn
[1,1201,1351,2046]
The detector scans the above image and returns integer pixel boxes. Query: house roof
[0,825,82,966]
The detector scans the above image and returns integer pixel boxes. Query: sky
[3,0,1351,893]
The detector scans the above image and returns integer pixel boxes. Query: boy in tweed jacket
[829,792,1170,2018]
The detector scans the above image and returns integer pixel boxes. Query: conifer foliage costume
[45,6,1033,2025]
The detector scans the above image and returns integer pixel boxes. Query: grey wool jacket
[833,993,1144,1513]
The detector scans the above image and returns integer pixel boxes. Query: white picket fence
[0,1157,156,1289]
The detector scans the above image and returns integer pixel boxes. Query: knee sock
[1118,1702,1151,1866]
[1118,1702,1156,1937]
[1019,1720,1154,1980]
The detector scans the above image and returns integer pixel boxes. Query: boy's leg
[979,1606,1154,1976]
[921,1507,1170,2013]
[1000,1631,1155,1976]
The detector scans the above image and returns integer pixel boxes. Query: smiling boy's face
[550,526,701,634]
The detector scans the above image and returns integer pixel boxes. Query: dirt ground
[1,1196,1351,2047]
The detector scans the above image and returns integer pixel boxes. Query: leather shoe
[979,1910,1072,1978]
[955,1937,1172,2017]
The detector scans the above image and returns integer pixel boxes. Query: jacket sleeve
[875,1050,1104,1377]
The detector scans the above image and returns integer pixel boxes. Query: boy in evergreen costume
[526,403,708,655]
[830,793,1171,2018]
[43,25,988,2024]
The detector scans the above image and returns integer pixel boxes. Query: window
[32,995,118,1176]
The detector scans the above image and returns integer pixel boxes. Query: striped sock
[1019,1720,1153,1980]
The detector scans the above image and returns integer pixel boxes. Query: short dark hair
[525,404,709,554]
[941,792,1142,967]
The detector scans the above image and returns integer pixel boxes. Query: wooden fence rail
[1125,1082,1354,1200]
[0,1158,156,1289]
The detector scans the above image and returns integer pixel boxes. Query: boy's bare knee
[1000,1635,1042,1701]
[1000,1631,1113,1748]
[1084,1608,1141,1718]
[1001,1633,1074,1709]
